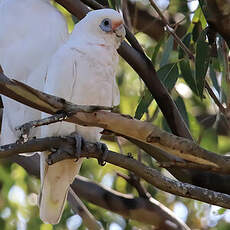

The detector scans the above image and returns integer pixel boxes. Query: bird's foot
[47,133,85,165]
[47,141,74,165]
[72,133,85,161]
[95,142,108,166]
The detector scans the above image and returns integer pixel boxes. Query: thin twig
[223,40,230,108]
[149,0,194,60]
[115,136,124,154]
[149,0,225,116]
[116,171,150,199]
[205,82,226,114]
[68,187,103,230]
[121,0,133,31]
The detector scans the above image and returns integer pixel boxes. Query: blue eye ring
[100,18,112,32]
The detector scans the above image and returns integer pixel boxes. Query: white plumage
[0,0,68,145]
[40,9,125,224]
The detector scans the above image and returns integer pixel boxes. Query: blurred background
[1,0,230,229]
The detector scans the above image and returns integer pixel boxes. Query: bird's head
[74,9,126,49]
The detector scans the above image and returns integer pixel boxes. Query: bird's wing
[112,76,120,106]
[0,0,68,145]
[39,46,82,224]
[40,27,121,223]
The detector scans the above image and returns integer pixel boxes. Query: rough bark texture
[2,70,230,194]
[6,144,230,209]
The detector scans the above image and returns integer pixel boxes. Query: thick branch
[2,137,230,209]
[201,0,230,48]
[0,73,230,172]
[11,155,189,230]
[72,111,230,170]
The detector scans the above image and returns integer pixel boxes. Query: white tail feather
[39,152,83,224]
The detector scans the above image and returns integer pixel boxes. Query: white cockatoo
[0,0,68,145]
[40,9,125,224]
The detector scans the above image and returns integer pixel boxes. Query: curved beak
[113,24,126,39]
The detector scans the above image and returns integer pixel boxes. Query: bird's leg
[95,142,108,166]
[47,137,75,165]
[47,132,86,165]
[72,133,86,161]
[47,147,70,165]
[46,132,108,166]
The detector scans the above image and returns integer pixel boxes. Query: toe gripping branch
[96,142,108,166]
[46,135,109,166]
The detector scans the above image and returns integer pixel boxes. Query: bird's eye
[103,19,110,26]
[99,18,112,32]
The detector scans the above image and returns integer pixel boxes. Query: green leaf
[192,21,202,42]
[179,60,198,95]
[108,0,116,9]
[199,0,209,25]
[200,128,218,152]
[192,6,207,28]
[188,6,207,33]
[108,0,121,10]
[134,89,152,119]
[209,64,220,95]
[135,63,178,119]
[178,33,199,95]
[178,33,191,59]
[175,96,189,128]
[160,35,174,67]
[195,29,211,98]
[157,63,179,90]
[151,37,164,66]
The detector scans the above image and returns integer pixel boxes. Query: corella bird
[40,9,125,224]
[0,0,68,145]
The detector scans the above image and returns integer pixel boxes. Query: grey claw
[47,147,72,165]
[73,134,85,161]
[96,142,108,166]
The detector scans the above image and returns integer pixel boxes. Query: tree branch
[201,0,230,48]
[52,0,230,194]
[55,0,193,140]
[2,137,230,209]
[68,187,103,230]
[1,72,230,171]
[116,171,150,199]
[11,155,190,230]
[72,176,190,230]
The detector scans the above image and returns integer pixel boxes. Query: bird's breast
[69,46,119,107]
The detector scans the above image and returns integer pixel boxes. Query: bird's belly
[71,66,115,107]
